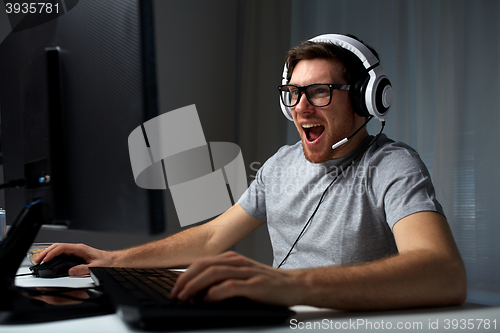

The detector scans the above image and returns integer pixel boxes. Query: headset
[280,33,393,123]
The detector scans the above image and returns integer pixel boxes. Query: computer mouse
[29,255,87,278]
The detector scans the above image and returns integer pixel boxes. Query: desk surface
[2,267,500,333]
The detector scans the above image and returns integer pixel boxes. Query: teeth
[302,124,321,129]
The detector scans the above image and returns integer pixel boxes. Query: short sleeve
[370,142,445,229]
[238,158,269,223]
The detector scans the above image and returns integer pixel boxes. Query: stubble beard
[301,114,356,164]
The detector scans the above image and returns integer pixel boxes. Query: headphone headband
[310,34,379,70]
[280,34,392,122]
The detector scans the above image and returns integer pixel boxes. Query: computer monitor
[0,0,165,234]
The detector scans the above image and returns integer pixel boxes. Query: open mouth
[302,124,325,143]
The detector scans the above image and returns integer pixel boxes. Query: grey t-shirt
[238,134,444,269]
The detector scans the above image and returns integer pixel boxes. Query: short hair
[285,35,379,86]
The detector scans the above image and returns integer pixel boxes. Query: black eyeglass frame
[278,83,351,108]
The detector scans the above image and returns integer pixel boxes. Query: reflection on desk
[2,267,499,333]
[0,267,111,326]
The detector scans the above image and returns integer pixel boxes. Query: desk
[2,267,500,333]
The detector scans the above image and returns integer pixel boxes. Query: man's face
[289,58,363,163]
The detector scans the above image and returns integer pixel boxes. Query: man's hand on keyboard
[35,243,114,276]
[170,251,301,306]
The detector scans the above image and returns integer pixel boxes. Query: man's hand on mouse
[170,251,302,306]
[35,243,114,276]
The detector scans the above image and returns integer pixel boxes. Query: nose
[292,91,315,116]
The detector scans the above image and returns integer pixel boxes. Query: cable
[277,174,339,268]
[277,121,385,268]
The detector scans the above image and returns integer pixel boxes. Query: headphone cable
[277,121,385,269]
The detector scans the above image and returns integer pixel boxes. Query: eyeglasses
[278,83,350,108]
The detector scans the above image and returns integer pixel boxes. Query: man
[37,34,466,310]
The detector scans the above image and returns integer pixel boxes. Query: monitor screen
[0,0,165,234]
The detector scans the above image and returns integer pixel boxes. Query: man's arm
[292,211,466,309]
[172,211,466,310]
[36,204,264,276]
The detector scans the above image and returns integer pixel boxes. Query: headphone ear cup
[350,77,370,118]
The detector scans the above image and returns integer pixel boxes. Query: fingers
[38,244,102,276]
[204,277,261,302]
[34,243,96,272]
[35,243,67,263]
[171,252,246,296]
[38,243,93,262]
[171,251,261,301]
[173,251,251,293]
[200,269,298,306]
[176,266,257,301]
[69,264,90,276]
[34,243,114,277]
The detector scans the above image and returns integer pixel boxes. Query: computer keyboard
[103,267,181,305]
[90,266,295,329]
